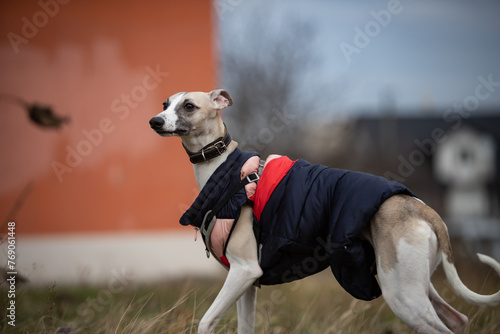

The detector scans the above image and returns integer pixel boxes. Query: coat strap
[199,172,261,260]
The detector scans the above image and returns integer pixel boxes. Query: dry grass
[1,266,499,333]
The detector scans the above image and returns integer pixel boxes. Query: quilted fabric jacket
[180,148,415,301]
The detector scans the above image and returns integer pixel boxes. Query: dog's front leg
[237,284,258,333]
[198,205,262,334]
[198,261,260,333]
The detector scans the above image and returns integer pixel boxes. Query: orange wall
[0,0,216,234]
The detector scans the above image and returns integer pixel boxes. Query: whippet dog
[149,89,500,334]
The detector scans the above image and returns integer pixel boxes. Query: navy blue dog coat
[181,148,415,301]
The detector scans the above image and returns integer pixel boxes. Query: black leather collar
[182,124,232,164]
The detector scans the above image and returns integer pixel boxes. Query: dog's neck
[181,120,238,190]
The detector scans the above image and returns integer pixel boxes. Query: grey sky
[218,0,500,115]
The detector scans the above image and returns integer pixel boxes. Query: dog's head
[149,89,233,137]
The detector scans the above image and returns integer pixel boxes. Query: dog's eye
[162,102,168,111]
[184,103,195,111]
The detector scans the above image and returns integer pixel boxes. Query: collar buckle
[212,140,227,155]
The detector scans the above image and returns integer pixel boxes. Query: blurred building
[350,113,500,259]
[0,0,223,284]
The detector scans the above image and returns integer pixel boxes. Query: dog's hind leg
[371,197,456,333]
[429,283,468,333]
[198,205,262,334]
[375,235,455,333]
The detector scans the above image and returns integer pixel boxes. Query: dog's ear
[210,89,233,110]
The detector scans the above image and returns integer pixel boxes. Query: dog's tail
[441,251,500,306]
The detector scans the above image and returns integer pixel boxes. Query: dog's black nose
[149,116,165,130]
